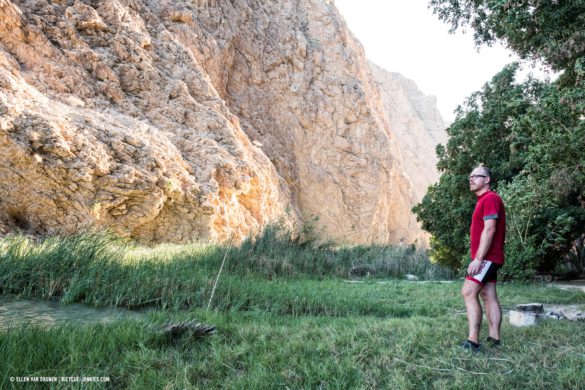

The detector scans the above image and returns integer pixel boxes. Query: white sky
[335,0,522,122]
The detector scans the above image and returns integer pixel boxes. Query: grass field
[1,229,584,389]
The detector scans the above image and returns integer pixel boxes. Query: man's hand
[467,259,483,276]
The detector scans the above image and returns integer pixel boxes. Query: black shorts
[466,260,502,285]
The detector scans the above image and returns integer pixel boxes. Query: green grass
[2,310,584,389]
[0,228,453,310]
[1,229,584,389]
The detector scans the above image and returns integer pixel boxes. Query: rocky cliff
[370,62,447,202]
[0,0,445,245]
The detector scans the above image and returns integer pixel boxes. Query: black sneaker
[486,336,501,346]
[460,340,481,352]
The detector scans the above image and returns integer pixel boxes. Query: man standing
[461,166,506,351]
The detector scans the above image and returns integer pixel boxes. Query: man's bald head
[469,165,492,195]
[476,166,492,180]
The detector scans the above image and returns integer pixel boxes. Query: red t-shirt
[470,191,506,264]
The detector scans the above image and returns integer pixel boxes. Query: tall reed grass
[0,224,452,313]
[225,223,453,279]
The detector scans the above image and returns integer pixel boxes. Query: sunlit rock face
[0,0,445,245]
[0,0,292,243]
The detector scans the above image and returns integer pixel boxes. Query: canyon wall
[0,0,445,245]
[370,62,447,202]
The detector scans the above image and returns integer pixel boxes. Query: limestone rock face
[0,0,445,245]
[200,0,420,244]
[0,0,292,242]
[370,62,447,202]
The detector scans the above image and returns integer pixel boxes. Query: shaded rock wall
[170,0,423,243]
[370,62,447,202]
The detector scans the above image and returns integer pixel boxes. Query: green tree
[429,0,585,85]
[413,64,540,270]
[504,78,585,275]
[415,1,585,276]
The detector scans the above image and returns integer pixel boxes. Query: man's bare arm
[468,219,497,275]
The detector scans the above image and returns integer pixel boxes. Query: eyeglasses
[468,175,487,180]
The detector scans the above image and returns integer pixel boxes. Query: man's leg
[461,279,484,344]
[480,282,502,340]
